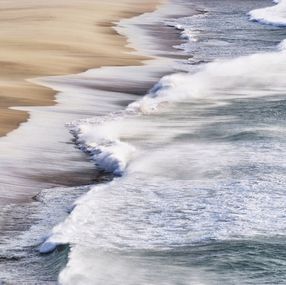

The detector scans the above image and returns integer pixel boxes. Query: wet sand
[0,0,165,204]
[0,0,159,136]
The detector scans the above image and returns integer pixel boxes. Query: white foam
[39,240,58,254]
[42,38,286,254]
[68,115,136,176]
[249,0,286,26]
[175,24,198,42]
[44,176,286,249]
[66,38,286,179]
[37,3,286,282]
[127,41,286,114]
[278,38,286,50]
[40,169,286,285]
[167,21,199,43]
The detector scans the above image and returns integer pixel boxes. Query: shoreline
[0,0,185,281]
[0,0,161,137]
[0,0,166,205]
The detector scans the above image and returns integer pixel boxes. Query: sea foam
[40,38,286,256]
[38,2,286,283]
[249,0,286,26]
[128,40,286,113]
[64,0,286,179]
[66,38,286,178]
[68,114,135,176]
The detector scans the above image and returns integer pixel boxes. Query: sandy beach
[0,0,164,205]
[0,0,159,136]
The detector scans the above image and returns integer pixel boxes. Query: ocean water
[2,0,286,284]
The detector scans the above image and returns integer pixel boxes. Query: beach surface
[0,0,158,136]
[0,0,163,204]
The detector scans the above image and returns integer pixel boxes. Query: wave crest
[249,0,286,26]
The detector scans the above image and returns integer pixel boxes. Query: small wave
[171,23,198,42]
[166,16,200,46]
[127,39,286,114]
[67,114,136,177]
[249,0,286,26]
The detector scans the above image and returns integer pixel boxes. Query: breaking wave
[249,0,286,26]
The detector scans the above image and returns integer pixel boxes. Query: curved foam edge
[166,21,198,42]
[39,240,59,254]
[249,0,286,27]
[68,114,136,176]
[278,39,286,50]
[63,0,286,178]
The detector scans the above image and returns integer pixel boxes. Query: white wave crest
[128,40,286,114]
[65,38,286,180]
[249,0,286,26]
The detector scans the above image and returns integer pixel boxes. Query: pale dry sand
[0,0,159,136]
